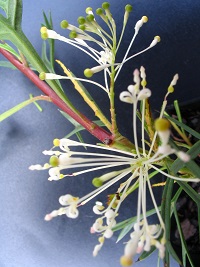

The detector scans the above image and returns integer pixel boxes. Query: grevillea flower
[30,66,200,266]
[39,3,160,94]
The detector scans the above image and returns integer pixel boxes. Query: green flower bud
[125,4,133,12]
[40,26,47,34]
[167,86,174,93]
[79,25,86,31]
[77,16,86,25]
[84,68,93,78]
[39,72,46,80]
[92,178,103,187]
[85,7,92,14]
[49,156,59,167]
[86,14,95,22]
[69,30,77,39]
[60,20,69,29]
[102,2,110,9]
[96,8,103,15]
[41,32,48,40]
[53,138,60,147]
[154,118,170,132]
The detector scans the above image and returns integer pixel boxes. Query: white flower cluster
[28,3,200,265]
[40,3,160,94]
[29,66,200,266]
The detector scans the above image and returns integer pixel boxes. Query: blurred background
[1,0,200,266]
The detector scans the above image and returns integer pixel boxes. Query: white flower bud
[137,88,151,100]
[170,74,179,86]
[140,66,146,80]
[104,228,113,239]
[177,151,190,162]
[158,144,173,155]
[119,91,134,104]
[66,205,79,219]
[93,243,103,257]
[59,194,74,205]
[29,164,43,170]
[133,69,140,87]
[105,209,115,219]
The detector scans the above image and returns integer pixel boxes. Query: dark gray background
[1,0,200,266]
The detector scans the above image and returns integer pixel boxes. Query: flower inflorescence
[31,2,200,266]
[40,2,160,95]
[30,67,199,266]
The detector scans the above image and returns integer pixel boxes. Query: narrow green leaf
[171,140,200,176]
[173,204,195,267]
[42,11,53,29]
[0,96,49,121]
[41,41,52,71]
[165,242,182,266]
[173,100,186,136]
[165,113,200,140]
[0,60,16,69]
[7,0,22,30]
[42,11,55,69]
[0,0,23,30]
[161,178,178,266]
[29,94,43,112]
[138,246,156,261]
[0,42,20,59]
[177,181,200,204]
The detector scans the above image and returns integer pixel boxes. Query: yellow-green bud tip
[92,178,103,187]
[142,16,148,23]
[53,138,60,146]
[60,174,64,179]
[141,80,147,87]
[102,2,110,9]
[69,30,77,39]
[154,118,170,132]
[168,86,174,93]
[85,7,92,14]
[98,236,105,243]
[79,25,86,31]
[77,16,86,25]
[60,20,69,29]
[41,32,48,40]
[49,156,59,167]
[155,35,161,42]
[120,255,133,267]
[96,8,103,15]
[86,14,95,22]
[84,68,93,78]
[39,72,46,80]
[40,26,47,34]
[125,4,133,12]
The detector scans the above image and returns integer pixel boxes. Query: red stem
[0,48,113,143]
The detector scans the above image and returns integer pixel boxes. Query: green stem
[109,21,119,137]
[109,66,118,135]
[49,38,55,69]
